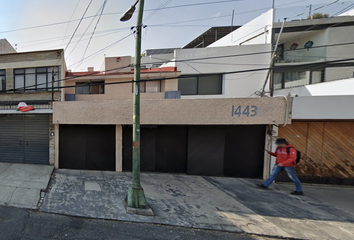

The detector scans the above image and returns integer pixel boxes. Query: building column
[263,125,279,179]
[49,116,55,165]
[116,125,123,172]
[55,124,59,169]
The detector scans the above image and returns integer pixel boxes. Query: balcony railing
[276,56,326,63]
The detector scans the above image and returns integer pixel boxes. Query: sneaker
[290,191,304,195]
[256,184,268,189]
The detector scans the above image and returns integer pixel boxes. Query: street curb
[31,208,307,240]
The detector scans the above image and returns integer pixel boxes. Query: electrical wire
[66,3,106,60]
[143,0,172,23]
[9,51,354,93]
[14,55,354,92]
[64,0,93,51]
[278,1,354,44]
[0,0,310,36]
[287,0,340,20]
[68,33,133,68]
[65,38,354,70]
[75,0,108,70]
[60,0,81,48]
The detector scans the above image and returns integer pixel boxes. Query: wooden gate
[278,122,354,185]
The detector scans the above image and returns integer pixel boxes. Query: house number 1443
[232,105,258,117]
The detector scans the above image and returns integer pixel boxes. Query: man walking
[257,138,303,195]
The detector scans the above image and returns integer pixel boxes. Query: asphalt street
[0,206,277,240]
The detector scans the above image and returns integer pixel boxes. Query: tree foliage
[308,13,330,19]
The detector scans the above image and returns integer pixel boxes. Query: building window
[274,70,324,89]
[14,67,59,92]
[76,81,105,94]
[178,75,222,95]
[0,70,6,92]
[132,80,161,93]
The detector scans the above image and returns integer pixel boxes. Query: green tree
[308,13,329,19]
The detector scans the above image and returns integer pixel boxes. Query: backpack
[286,147,301,164]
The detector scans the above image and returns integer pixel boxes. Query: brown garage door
[278,122,354,185]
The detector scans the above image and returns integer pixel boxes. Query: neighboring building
[140,48,178,69]
[272,16,354,184]
[154,9,354,184]
[0,39,17,54]
[161,9,274,99]
[273,15,354,89]
[0,41,66,166]
[53,55,291,179]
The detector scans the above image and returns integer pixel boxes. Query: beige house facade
[53,56,291,179]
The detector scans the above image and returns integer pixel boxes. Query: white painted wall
[292,95,354,120]
[208,9,273,47]
[325,26,354,81]
[275,78,354,97]
[339,8,354,16]
[172,44,272,98]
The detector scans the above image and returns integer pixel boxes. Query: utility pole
[272,0,275,9]
[309,4,313,19]
[51,67,54,101]
[121,0,148,209]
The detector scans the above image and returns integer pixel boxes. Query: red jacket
[269,144,297,167]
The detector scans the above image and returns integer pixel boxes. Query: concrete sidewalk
[41,169,354,240]
[276,182,354,214]
[0,163,54,209]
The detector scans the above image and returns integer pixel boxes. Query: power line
[39,29,130,51]
[75,0,108,70]
[60,0,81,48]
[276,1,354,45]
[64,0,93,51]
[143,0,172,23]
[1,0,309,35]
[66,2,106,60]
[13,55,354,93]
[18,27,130,49]
[68,33,133,68]
[287,0,340,20]
[9,44,354,93]
[55,38,354,71]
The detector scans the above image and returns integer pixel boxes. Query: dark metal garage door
[0,114,49,164]
[123,125,266,178]
[59,125,116,171]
